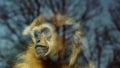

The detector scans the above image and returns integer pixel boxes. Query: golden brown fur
[14,44,68,68]
[14,14,93,68]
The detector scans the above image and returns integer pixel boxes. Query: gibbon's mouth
[35,45,49,57]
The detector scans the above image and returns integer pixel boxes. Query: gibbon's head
[30,22,64,61]
[22,14,81,63]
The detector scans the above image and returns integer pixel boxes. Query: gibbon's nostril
[37,40,40,43]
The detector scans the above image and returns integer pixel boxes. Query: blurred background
[0,0,120,68]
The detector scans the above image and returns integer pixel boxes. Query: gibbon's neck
[40,58,63,68]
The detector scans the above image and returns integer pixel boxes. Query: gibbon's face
[30,23,63,61]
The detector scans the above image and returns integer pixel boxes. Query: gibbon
[14,14,93,68]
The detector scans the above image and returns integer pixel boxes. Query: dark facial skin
[34,28,50,58]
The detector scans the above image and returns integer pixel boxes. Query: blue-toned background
[0,0,120,68]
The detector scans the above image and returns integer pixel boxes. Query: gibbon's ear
[22,25,32,35]
[22,16,42,35]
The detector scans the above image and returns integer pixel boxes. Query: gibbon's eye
[41,28,50,37]
[34,30,40,37]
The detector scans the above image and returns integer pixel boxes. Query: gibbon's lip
[35,45,49,57]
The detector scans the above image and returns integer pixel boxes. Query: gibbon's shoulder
[14,44,44,68]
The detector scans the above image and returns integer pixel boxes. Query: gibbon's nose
[36,39,40,43]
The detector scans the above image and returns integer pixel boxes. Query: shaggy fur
[14,14,93,68]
